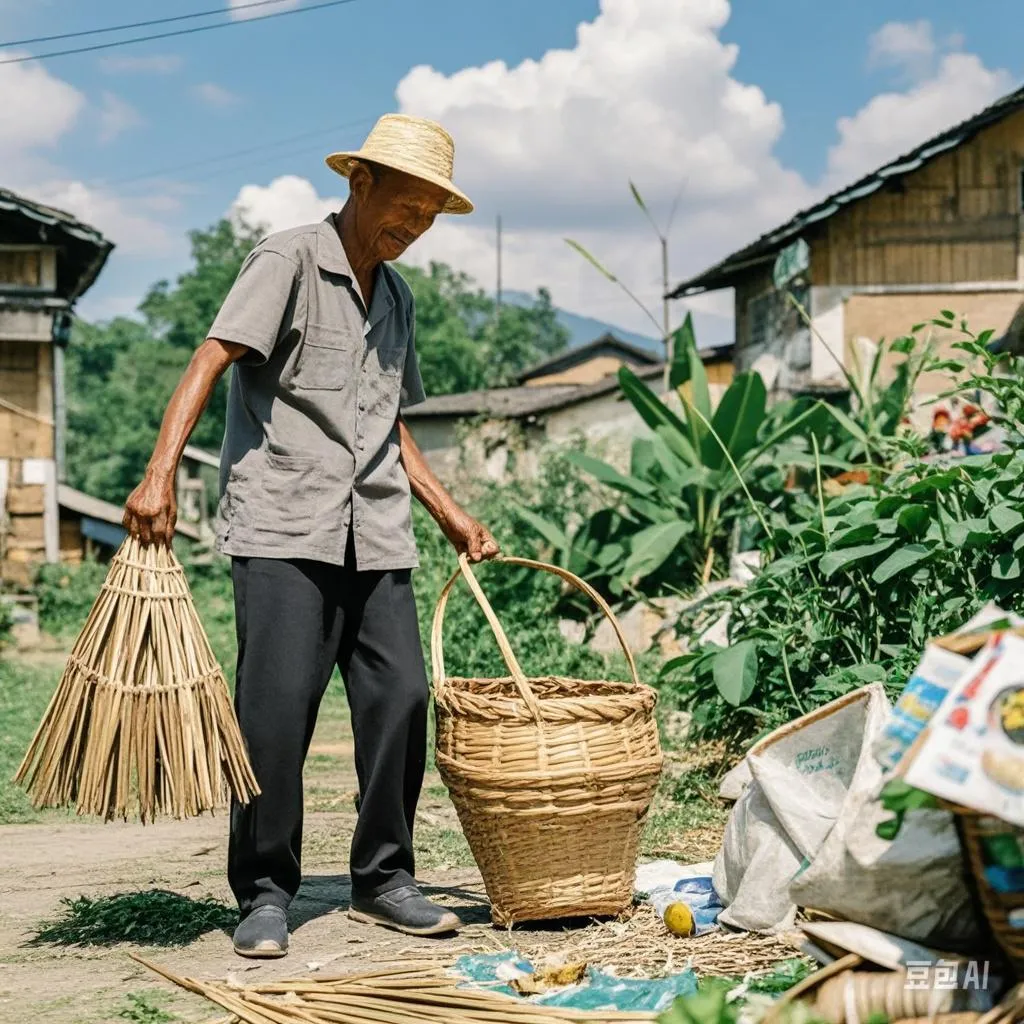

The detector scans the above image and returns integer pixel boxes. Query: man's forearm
[147,338,245,479]
[398,418,457,526]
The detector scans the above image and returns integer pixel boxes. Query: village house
[670,84,1024,410]
[405,333,734,484]
[0,188,198,589]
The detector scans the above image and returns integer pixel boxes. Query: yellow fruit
[663,902,695,936]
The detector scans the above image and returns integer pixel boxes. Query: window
[747,283,809,352]
[0,249,42,289]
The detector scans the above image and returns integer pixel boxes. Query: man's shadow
[289,875,493,930]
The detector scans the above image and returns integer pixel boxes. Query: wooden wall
[845,290,1023,395]
[0,340,52,459]
[0,336,57,588]
[811,109,1024,287]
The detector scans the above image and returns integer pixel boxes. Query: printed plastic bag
[714,685,890,931]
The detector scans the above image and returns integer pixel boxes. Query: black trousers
[227,538,429,916]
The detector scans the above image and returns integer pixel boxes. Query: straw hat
[326,114,473,215]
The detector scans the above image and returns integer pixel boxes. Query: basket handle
[430,554,641,719]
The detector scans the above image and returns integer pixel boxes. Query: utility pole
[661,234,672,393]
[496,214,503,313]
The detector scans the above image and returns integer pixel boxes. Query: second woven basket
[432,554,663,926]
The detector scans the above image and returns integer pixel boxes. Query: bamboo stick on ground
[15,537,259,822]
[133,956,660,1024]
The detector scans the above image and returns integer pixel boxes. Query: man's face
[353,163,450,263]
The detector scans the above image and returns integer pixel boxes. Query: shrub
[34,560,108,639]
[664,324,1024,747]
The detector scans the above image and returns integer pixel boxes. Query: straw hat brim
[325,151,473,215]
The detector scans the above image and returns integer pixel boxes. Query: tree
[66,219,259,502]
[396,261,569,394]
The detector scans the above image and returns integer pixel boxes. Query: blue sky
[1,0,1021,340]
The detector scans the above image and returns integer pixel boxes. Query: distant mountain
[502,289,732,353]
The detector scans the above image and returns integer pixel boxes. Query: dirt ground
[0,656,505,1024]
[0,653,724,1024]
[0,811,500,1024]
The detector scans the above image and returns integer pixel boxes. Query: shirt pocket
[255,450,324,535]
[290,324,354,390]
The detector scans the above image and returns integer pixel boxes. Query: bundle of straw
[15,537,258,822]
[134,957,660,1024]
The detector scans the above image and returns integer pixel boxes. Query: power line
[103,116,375,189]
[0,0,301,49]
[0,0,358,66]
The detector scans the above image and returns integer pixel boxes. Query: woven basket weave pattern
[432,556,663,925]
[959,812,1024,979]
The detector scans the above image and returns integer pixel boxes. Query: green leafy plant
[519,314,842,594]
[876,777,940,841]
[664,320,1024,745]
[0,599,14,653]
[31,891,236,947]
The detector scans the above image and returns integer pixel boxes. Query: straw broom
[15,536,258,822]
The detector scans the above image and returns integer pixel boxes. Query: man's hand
[123,471,178,547]
[442,506,500,563]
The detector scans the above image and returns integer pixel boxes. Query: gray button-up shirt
[209,217,426,570]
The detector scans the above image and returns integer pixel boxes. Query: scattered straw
[372,899,804,981]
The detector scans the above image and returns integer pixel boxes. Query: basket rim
[433,675,659,721]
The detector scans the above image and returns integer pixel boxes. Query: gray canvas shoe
[348,885,463,937]
[232,905,289,958]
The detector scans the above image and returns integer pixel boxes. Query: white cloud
[98,91,144,143]
[192,82,241,109]
[230,175,342,234]
[223,7,1012,342]
[825,52,1013,188]
[0,52,176,260]
[99,54,183,75]
[868,20,936,77]
[387,0,810,337]
[0,49,85,174]
[228,0,299,20]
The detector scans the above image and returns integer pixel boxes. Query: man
[123,114,499,959]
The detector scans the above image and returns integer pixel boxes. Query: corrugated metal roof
[405,363,666,420]
[183,443,221,469]
[0,187,113,302]
[58,484,200,541]
[669,83,1024,297]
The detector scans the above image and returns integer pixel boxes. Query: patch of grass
[640,771,728,863]
[415,826,475,870]
[117,991,177,1024]
[424,783,449,800]
[31,891,236,947]
[0,659,65,824]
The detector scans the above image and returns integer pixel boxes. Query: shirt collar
[316,216,353,277]
[316,215,396,323]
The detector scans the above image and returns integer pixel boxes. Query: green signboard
[773,238,810,290]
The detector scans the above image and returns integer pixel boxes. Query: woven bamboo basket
[15,537,259,823]
[932,626,1024,982]
[431,553,663,926]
